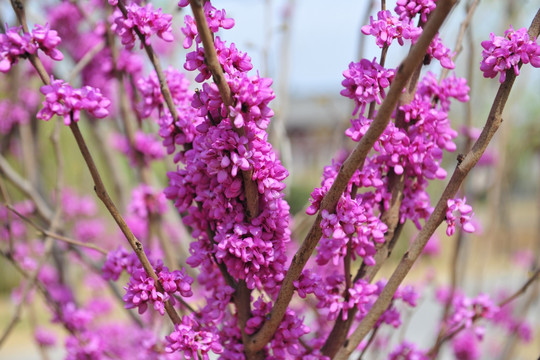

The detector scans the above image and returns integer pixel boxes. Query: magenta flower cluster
[111,3,174,50]
[340,58,396,116]
[361,10,422,48]
[37,77,111,125]
[164,0,290,295]
[0,23,63,73]
[165,315,224,359]
[137,68,202,162]
[360,4,455,69]
[445,197,475,236]
[102,246,193,315]
[480,26,540,82]
[395,0,437,23]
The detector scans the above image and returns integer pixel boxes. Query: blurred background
[1,0,540,359]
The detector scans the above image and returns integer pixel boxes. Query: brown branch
[68,40,106,83]
[0,154,53,222]
[6,205,108,255]
[248,0,459,353]
[334,8,540,359]
[0,175,15,253]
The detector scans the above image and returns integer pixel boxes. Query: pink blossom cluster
[124,265,193,315]
[426,34,455,69]
[127,184,168,220]
[245,298,311,358]
[102,246,193,315]
[0,23,63,73]
[359,7,454,69]
[340,58,396,116]
[185,37,253,83]
[394,0,437,23]
[480,26,540,83]
[361,10,422,48]
[317,70,468,245]
[123,185,168,240]
[492,294,533,343]
[445,197,475,236]
[181,2,235,49]
[316,196,388,267]
[452,330,480,360]
[165,315,224,359]
[37,77,111,125]
[295,268,419,328]
[111,3,174,50]
[137,68,202,162]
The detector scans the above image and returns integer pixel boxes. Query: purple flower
[123,268,169,315]
[427,34,455,69]
[34,327,56,347]
[361,10,422,48]
[102,246,138,281]
[0,99,29,134]
[165,315,223,359]
[37,77,110,125]
[31,23,63,61]
[111,4,174,50]
[180,2,235,49]
[340,58,396,116]
[446,197,475,236]
[128,185,168,220]
[0,23,64,73]
[395,0,437,23]
[480,26,540,82]
[452,331,480,360]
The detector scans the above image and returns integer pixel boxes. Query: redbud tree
[0,0,539,359]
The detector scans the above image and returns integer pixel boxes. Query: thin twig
[0,154,53,222]
[68,40,106,83]
[0,176,15,253]
[440,0,481,80]
[6,205,108,255]
[249,0,459,353]
[333,8,540,359]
